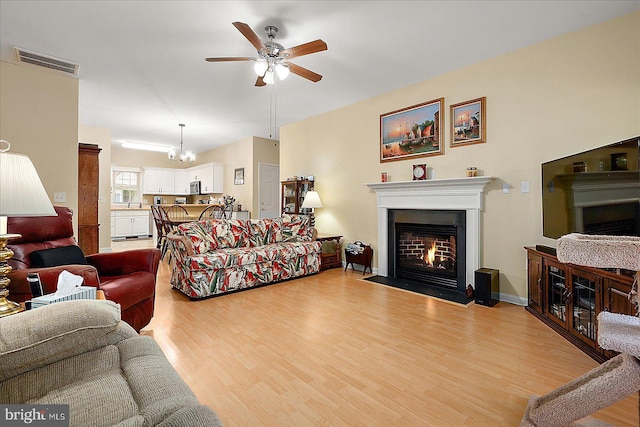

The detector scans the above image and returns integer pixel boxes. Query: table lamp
[301,190,323,227]
[0,140,56,317]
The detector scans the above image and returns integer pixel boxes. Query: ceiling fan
[205,22,327,87]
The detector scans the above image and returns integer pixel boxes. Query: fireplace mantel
[366,176,494,289]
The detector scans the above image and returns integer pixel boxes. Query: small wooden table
[316,234,343,270]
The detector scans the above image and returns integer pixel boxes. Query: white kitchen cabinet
[142,163,223,195]
[143,168,175,194]
[191,163,223,194]
[174,170,190,195]
[112,210,150,238]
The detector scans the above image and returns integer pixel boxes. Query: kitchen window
[112,167,142,204]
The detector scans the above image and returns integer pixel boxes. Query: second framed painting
[380,98,444,163]
[450,97,486,147]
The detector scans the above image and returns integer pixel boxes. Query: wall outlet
[53,192,66,202]
[502,183,510,194]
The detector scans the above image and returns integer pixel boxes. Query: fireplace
[366,177,493,293]
[389,209,466,292]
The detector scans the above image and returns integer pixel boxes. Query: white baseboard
[498,293,527,306]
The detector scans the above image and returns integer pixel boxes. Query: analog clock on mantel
[412,164,427,180]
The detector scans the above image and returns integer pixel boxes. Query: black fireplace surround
[387,209,467,294]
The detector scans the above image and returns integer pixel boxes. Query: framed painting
[380,98,444,163]
[234,168,244,185]
[450,97,486,147]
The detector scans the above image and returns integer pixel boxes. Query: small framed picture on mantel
[234,168,244,185]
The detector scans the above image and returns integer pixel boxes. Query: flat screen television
[541,136,640,239]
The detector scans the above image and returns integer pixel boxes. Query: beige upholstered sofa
[0,300,222,427]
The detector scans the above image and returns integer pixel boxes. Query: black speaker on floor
[475,268,499,307]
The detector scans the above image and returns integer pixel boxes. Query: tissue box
[31,286,98,308]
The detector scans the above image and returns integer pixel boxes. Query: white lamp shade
[0,151,56,217]
[254,60,268,77]
[275,63,290,80]
[301,190,323,209]
[263,69,275,85]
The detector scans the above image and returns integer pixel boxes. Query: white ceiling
[1,1,638,154]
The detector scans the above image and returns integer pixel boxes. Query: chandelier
[168,123,195,163]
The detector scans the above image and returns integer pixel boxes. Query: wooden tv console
[525,246,636,363]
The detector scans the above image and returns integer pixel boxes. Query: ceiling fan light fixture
[275,63,290,80]
[263,69,275,85]
[253,60,268,77]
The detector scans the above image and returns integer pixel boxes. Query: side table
[316,234,343,270]
[345,245,373,275]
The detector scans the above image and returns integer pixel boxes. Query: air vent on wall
[15,47,79,77]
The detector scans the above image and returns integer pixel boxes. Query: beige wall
[78,125,112,251]
[280,12,640,304]
[0,60,79,228]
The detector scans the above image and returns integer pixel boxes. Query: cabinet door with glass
[545,259,568,329]
[568,268,600,349]
[281,179,314,214]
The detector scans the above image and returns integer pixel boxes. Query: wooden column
[78,143,101,255]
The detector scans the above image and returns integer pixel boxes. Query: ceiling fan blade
[281,40,327,59]
[286,62,323,82]
[232,21,266,52]
[255,75,266,87]
[205,57,255,62]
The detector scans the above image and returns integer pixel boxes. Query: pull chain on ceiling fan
[205,22,327,87]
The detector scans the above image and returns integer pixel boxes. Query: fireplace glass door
[395,223,457,289]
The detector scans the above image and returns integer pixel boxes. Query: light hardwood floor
[113,239,638,426]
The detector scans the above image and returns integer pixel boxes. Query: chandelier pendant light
[168,123,195,163]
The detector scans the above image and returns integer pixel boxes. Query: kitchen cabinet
[143,168,175,195]
[191,163,223,194]
[174,170,190,195]
[143,163,223,195]
[112,210,150,238]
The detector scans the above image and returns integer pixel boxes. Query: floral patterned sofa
[166,214,321,299]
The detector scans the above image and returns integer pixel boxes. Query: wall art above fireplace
[380,98,444,163]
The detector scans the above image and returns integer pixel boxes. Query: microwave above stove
[189,181,201,195]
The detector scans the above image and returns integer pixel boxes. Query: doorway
[258,163,280,218]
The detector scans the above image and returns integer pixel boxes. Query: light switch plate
[520,181,530,193]
[502,183,510,194]
[53,192,66,202]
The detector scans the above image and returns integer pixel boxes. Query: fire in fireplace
[388,209,466,293]
[396,223,458,288]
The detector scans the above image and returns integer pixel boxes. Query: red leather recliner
[7,206,161,331]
